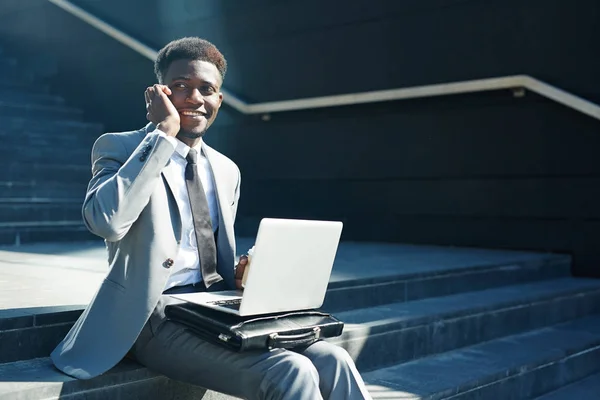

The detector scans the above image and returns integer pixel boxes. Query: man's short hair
[154,37,227,84]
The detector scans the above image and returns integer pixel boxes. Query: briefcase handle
[267,327,321,349]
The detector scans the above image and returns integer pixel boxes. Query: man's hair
[154,37,227,84]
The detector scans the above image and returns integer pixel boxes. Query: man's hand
[234,255,248,290]
[145,84,180,137]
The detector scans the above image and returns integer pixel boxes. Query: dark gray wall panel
[70,0,600,102]
[211,94,600,180]
[238,178,600,220]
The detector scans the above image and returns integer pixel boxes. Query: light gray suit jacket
[51,123,241,379]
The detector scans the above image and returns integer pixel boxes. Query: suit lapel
[144,123,182,242]
[160,159,179,201]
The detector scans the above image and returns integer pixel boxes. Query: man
[51,37,371,399]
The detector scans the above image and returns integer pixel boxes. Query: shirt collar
[173,138,204,160]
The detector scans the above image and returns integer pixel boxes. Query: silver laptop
[170,218,343,316]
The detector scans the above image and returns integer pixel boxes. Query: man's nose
[186,88,204,104]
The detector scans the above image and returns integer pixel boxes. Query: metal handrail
[49,0,600,121]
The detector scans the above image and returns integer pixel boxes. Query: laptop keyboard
[208,298,242,310]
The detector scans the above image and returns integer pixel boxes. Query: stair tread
[2,315,600,399]
[535,372,600,399]
[0,181,88,199]
[0,93,65,106]
[0,199,82,205]
[362,314,600,399]
[322,242,569,288]
[3,117,102,130]
[6,163,89,169]
[0,357,235,399]
[0,101,81,114]
[0,357,155,398]
[333,278,600,336]
[1,276,596,333]
[0,221,85,228]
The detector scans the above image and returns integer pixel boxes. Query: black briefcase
[165,302,344,352]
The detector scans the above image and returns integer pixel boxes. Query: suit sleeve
[82,130,176,242]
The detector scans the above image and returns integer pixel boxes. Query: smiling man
[50,37,371,400]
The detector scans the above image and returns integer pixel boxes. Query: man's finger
[156,89,175,106]
[156,84,172,96]
[153,84,164,96]
[235,256,248,280]
[144,90,151,106]
[147,86,156,100]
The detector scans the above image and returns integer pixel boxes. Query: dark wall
[70,0,600,102]
[0,0,599,277]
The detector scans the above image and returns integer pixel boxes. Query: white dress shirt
[157,130,220,290]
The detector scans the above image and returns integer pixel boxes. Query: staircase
[0,47,102,245]
[0,240,599,399]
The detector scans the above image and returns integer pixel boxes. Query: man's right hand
[145,84,180,137]
[234,256,249,290]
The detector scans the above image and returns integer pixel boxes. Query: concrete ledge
[1,117,103,133]
[535,372,600,399]
[0,225,95,246]
[363,314,600,399]
[0,358,222,400]
[0,90,65,106]
[331,278,600,370]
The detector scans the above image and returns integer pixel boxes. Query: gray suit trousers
[131,293,371,400]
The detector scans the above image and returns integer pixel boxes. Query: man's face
[163,59,223,138]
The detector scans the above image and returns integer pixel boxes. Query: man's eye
[202,86,215,94]
[172,83,187,89]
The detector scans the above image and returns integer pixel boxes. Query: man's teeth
[181,111,204,116]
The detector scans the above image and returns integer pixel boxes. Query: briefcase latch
[218,333,232,342]
[268,327,321,349]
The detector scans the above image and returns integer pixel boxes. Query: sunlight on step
[332,324,369,360]
[367,384,419,399]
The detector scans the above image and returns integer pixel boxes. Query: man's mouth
[179,110,207,118]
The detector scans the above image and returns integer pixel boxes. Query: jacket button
[164,258,174,268]
[139,155,147,162]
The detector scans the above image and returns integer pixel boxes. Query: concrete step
[0,61,35,83]
[237,237,571,312]
[0,357,217,400]
[0,202,82,223]
[0,71,34,86]
[330,277,600,371]
[0,181,87,199]
[4,163,90,183]
[1,284,599,400]
[0,129,97,150]
[534,372,600,399]
[2,117,103,136]
[362,314,600,399]
[312,242,571,312]
[0,101,83,121]
[0,223,94,246]
[0,80,49,93]
[0,55,17,66]
[2,277,598,368]
[0,145,89,163]
[0,89,65,106]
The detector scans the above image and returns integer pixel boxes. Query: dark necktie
[185,148,223,288]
